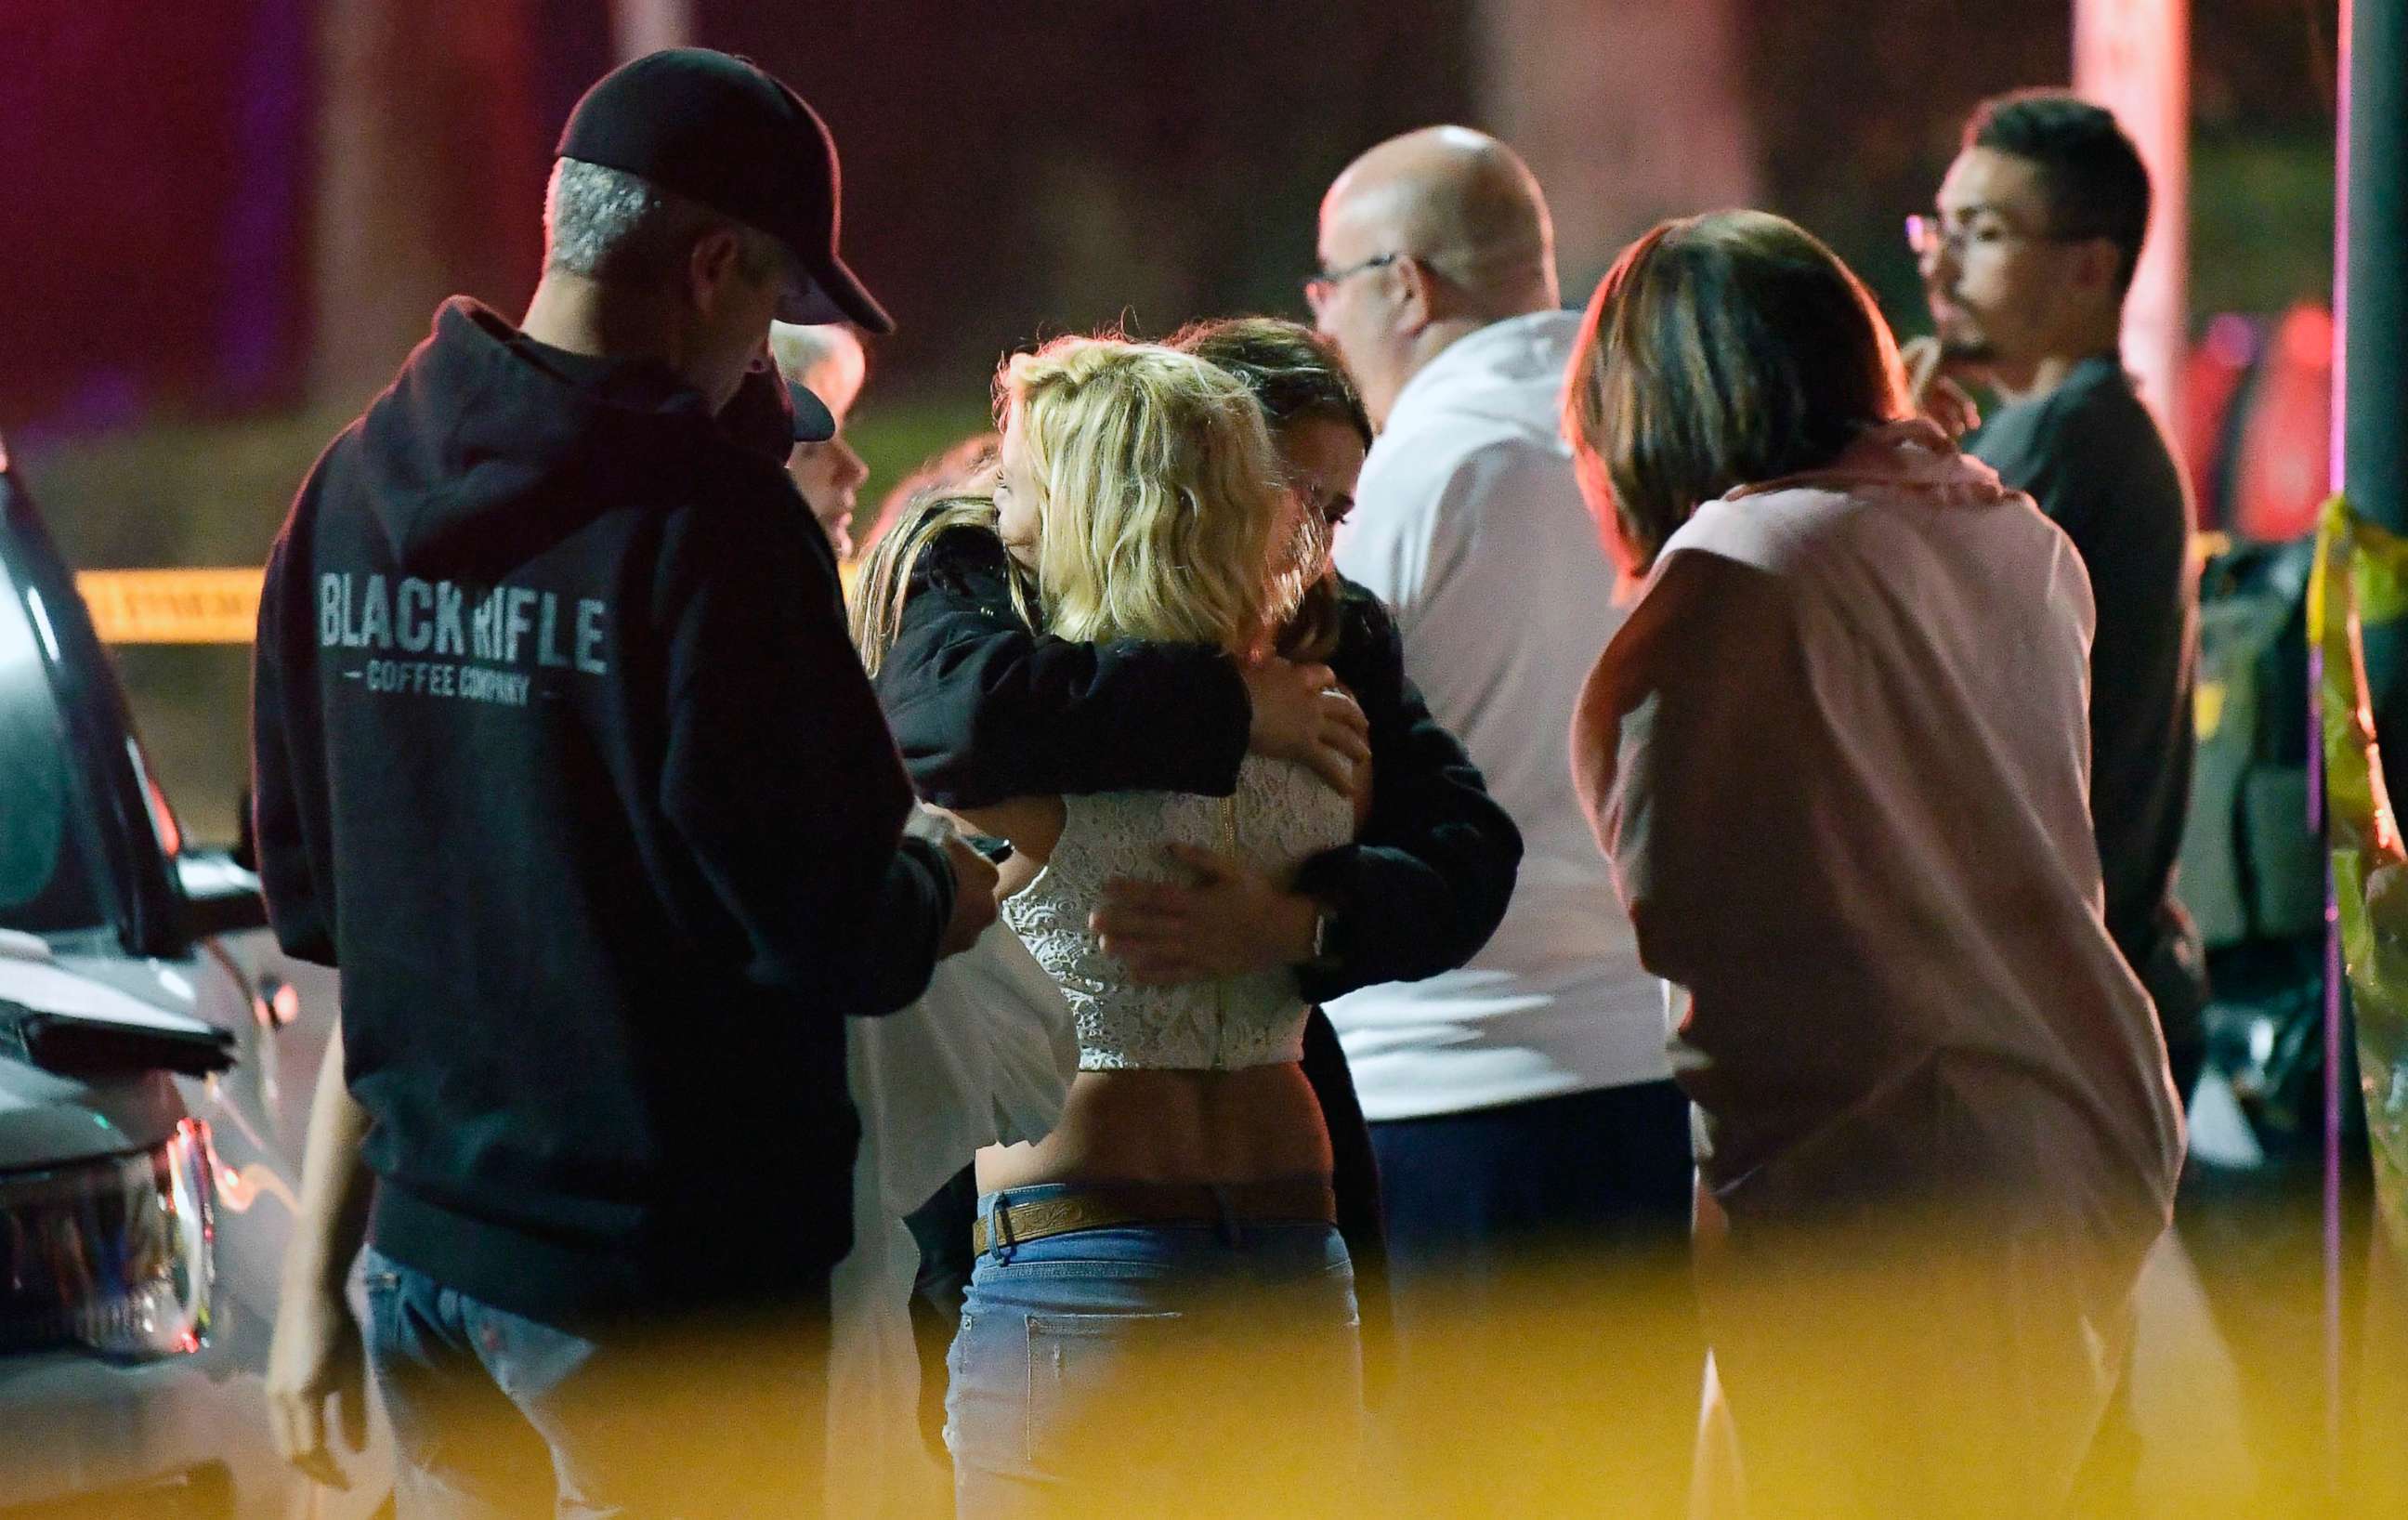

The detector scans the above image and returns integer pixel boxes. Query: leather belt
[971,1179,1337,1257]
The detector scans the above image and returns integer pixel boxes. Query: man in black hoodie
[254,50,993,1515]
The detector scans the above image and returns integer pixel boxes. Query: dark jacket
[873,523,1519,1410]
[1967,355,2208,1079]
[251,298,953,1322]
[873,526,1522,1004]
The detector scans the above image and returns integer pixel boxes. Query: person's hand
[266,1280,365,1489]
[1243,660,1369,798]
[938,836,1001,956]
[1092,844,1319,984]
[1901,335,1982,440]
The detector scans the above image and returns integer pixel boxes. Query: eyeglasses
[1304,252,1402,312]
[1904,213,2091,263]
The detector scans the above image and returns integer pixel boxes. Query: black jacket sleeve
[661,500,953,1016]
[250,493,338,966]
[875,531,1521,999]
[872,528,1253,808]
[1290,584,1523,1002]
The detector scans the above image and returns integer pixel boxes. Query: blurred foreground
[368,1163,2401,1517]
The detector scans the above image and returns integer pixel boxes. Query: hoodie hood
[1652,417,2054,607]
[352,298,728,580]
[1730,418,2020,509]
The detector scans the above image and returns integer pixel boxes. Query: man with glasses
[1909,90,2208,1111]
[1310,126,1694,1502]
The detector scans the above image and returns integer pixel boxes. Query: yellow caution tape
[2311,495,2408,1255]
[75,561,861,647]
[75,569,264,646]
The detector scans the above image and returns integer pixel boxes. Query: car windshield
[0,563,108,936]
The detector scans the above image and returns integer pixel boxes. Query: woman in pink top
[1560,210,2183,1515]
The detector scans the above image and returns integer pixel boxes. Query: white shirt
[1002,757,1353,1070]
[1329,309,1669,1120]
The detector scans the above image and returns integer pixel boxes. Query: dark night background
[0,0,2339,841]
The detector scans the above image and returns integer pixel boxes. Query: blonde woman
[875,337,1368,1513]
[857,320,1524,1469]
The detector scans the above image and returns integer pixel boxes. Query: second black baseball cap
[557,48,894,334]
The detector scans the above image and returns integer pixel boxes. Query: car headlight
[0,1119,215,1360]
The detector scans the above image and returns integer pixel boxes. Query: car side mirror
[176,849,269,940]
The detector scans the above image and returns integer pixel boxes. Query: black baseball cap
[788,381,836,442]
[557,48,894,334]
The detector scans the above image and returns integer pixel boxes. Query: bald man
[1310,128,1694,1491]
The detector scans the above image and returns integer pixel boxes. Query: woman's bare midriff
[975,1063,1332,1191]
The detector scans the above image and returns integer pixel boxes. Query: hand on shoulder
[1901,335,1983,441]
[1243,659,1369,798]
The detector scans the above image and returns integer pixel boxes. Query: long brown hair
[1170,317,1369,663]
[1560,210,1909,574]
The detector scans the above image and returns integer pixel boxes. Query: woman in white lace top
[879,336,1373,1513]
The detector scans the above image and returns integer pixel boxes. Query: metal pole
[2330,0,2408,1490]
[2344,0,2408,776]
[2338,0,2408,1495]
[2341,5,2406,544]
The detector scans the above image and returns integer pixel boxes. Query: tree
[310,0,549,410]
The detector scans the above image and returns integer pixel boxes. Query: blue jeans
[1367,1082,1702,1510]
[1369,1080,1695,1276]
[944,1187,1363,1518]
[360,1247,827,1519]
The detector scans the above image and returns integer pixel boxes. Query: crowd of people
[250,46,2201,1519]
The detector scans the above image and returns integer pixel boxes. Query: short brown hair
[1967,90,2151,296]
[1561,210,1908,573]
[1170,317,1373,451]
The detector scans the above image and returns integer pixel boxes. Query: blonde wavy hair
[1001,336,1303,659]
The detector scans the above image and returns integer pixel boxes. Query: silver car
[1,437,391,1516]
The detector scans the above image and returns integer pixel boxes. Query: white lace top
[1001,756,1354,1070]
